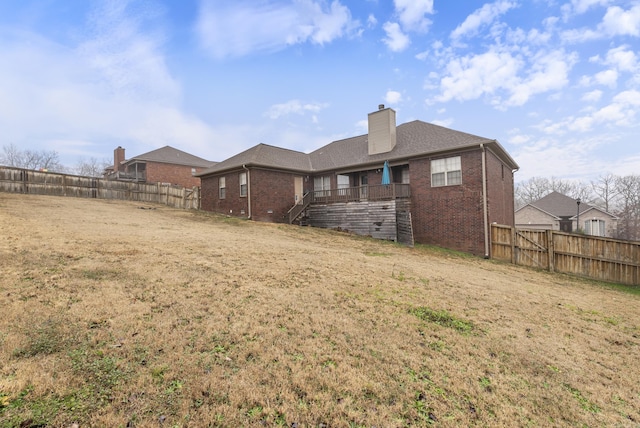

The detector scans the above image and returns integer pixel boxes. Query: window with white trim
[239,172,247,197]
[431,156,461,187]
[337,174,350,189]
[337,174,349,196]
[584,219,605,237]
[314,175,331,197]
[219,177,226,199]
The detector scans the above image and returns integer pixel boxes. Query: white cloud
[382,22,410,52]
[540,90,640,135]
[394,0,434,32]
[195,0,359,59]
[430,48,576,108]
[367,14,377,27]
[80,1,180,104]
[600,4,640,36]
[582,89,603,102]
[594,69,618,87]
[450,0,517,41]
[505,50,576,107]
[604,45,638,72]
[561,4,640,42]
[562,0,612,18]
[434,50,522,103]
[508,134,531,145]
[265,100,329,119]
[0,2,226,164]
[430,118,453,127]
[612,89,640,106]
[384,90,402,105]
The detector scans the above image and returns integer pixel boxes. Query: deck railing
[312,184,410,204]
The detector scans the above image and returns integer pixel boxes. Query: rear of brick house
[197,106,518,256]
[104,145,216,188]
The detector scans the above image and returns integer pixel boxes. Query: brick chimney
[367,104,396,155]
[114,146,125,172]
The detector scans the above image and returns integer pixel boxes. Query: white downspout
[481,144,490,259]
[243,164,251,219]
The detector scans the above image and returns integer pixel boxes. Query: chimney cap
[378,104,385,110]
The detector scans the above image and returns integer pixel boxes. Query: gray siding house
[516,191,618,237]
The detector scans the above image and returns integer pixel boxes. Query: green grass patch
[13,317,68,358]
[564,384,601,413]
[410,307,475,334]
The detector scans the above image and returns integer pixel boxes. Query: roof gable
[528,191,584,217]
[201,143,312,173]
[198,119,519,177]
[521,192,618,219]
[128,146,216,168]
[308,120,517,172]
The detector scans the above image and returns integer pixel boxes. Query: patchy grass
[1,193,639,427]
[410,307,475,334]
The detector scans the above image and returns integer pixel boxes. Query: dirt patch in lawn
[1,193,639,427]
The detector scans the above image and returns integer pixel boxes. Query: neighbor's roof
[197,120,519,177]
[127,146,216,168]
[521,191,617,218]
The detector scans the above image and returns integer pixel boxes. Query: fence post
[511,226,516,264]
[547,230,555,272]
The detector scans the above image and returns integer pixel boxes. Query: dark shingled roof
[201,144,313,173]
[527,191,590,217]
[128,146,216,168]
[197,119,518,176]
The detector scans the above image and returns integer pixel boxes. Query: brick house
[516,191,618,237]
[197,106,519,256]
[104,146,216,188]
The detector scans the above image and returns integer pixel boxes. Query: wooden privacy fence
[491,224,640,286]
[0,166,200,210]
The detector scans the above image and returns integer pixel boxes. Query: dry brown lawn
[0,193,639,428]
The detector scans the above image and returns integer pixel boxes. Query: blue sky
[1,0,639,182]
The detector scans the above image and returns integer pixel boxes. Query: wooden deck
[312,183,410,204]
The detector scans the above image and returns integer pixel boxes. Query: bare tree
[74,157,111,177]
[0,144,65,172]
[515,177,552,207]
[614,174,640,241]
[590,174,619,212]
[0,143,24,167]
[515,176,592,208]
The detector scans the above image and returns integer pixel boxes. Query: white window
[400,167,410,184]
[584,219,605,237]
[431,156,461,187]
[314,176,331,196]
[239,172,247,197]
[336,174,350,196]
[219,177,226,199]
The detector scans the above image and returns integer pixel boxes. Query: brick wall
[409,150,486,255]
[144,162,203,188]
[200,169,248,216]
[485,149,515,227]
[409,148,516,256]
[200,168,301,222]
[250,169,300,222]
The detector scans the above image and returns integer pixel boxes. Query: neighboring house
[515,191,618,237]
[104,146,216,188]
[197,105,519,256]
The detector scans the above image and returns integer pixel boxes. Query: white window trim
[584,219,605,237]
[219,177,226,199]
[431,156,462,187]
[239,172,247,197]
[314,175,331,197]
